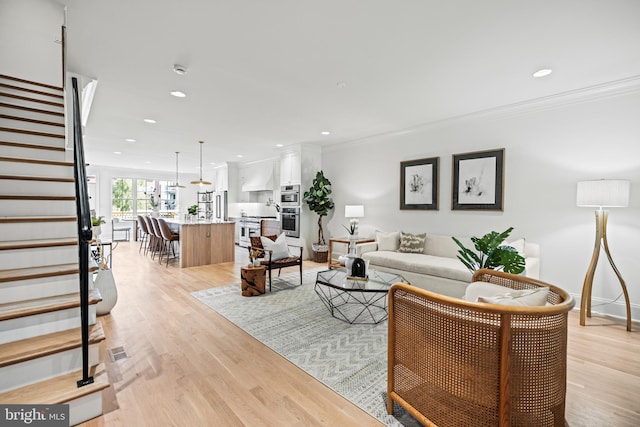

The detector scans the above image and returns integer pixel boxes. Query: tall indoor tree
[303,170,335,250]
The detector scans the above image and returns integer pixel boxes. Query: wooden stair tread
[0,92,64,108]
[0,82,64,99]
[0,156,72,166]
[0,74,63,92]
[0,102,64,117]
[0,238,77,250]
[0,140,65,152]
[0,362,109,404]
[0,195,76,201]
[0,263,96,284]
[0,174,75,182]
[0,321,105,368]
[0,126,65,139]
[0,288,102,321]
[0,215,76,223]
[0,114,64,127]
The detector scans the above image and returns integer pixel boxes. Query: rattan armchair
[387,269,575,427]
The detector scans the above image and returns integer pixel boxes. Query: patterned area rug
[191,268,420,426]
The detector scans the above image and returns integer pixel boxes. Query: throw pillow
[376,231,400,251]
[260,233,292,261]
[506,238,526,257]
[397,231,426,254]
[477,287,549,306]
[251,235,276,258]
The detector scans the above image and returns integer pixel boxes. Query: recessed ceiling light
[125,138,136,142]
[321,131,331,135]
[114,151,122,155]
[143,118,156,124]
[144,161,151,164]
[209,162,216,165]
[533,68,553,78]
[236,154,244,158]
[173,64,187,75]
[276,144,284,147]
[170,91,186,98]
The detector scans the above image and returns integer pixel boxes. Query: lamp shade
[576,179,630,207]
[345,205,364,218]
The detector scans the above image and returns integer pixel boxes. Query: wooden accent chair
[387,269,575,427]
[249,235,303,291]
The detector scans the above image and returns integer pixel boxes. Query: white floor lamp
[577,179,632,331]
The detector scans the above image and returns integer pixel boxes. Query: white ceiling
[63,0,640,174]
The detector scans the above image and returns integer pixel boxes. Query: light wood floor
[80,241,640,427]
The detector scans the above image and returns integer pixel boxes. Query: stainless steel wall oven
[280,207,300,238]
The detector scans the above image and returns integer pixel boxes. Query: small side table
[241,265,266,296]
[327,237,376,269]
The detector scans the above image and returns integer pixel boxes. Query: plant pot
[312,250,328,263]
[92,225,101,240]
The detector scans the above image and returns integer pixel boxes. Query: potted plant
[303,170,335,263]
[452,227,525,274]
[187,204,198,220]
[91,216,106,240]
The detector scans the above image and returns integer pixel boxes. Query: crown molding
[325,74,640,152]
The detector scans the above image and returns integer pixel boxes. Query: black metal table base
[314,283,388,324]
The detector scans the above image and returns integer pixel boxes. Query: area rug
[191,268,419,426]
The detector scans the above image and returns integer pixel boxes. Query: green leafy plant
[91,216,105,226]
[342,223,356,235]
[303,170,335,246]
[452,227,525,274]
[187,204,198,216]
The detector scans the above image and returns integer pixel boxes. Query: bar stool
[149,217,163,260]
[143,216,159,257]
[157,218,180,266]
[137,215,149,253]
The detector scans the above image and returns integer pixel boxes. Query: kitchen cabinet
[176,221,235,267]
[214,166,228,192]
[280,152,301,185]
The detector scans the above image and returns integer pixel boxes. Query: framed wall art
[452,148,504,211]
[400,157,439,210]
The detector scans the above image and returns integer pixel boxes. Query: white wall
[322,85,640,321]
[0,0,64,86]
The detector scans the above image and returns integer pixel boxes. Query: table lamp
[576,179,632,331]
[345,205,364,238]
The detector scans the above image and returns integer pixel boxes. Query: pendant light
[190,140,211,186]
[168,152,185,188]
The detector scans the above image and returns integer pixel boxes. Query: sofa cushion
[376,231,400,251]
[506,238,526,257]
[398,231,426,253]
[425,235,467,259]
[362,251,472,282]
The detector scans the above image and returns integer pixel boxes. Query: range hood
[241,165,274,192]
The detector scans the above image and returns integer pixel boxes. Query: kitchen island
[165,219,236,268]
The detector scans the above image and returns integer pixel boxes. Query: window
[159,180,177,212]
[111,178,133,218]
[137,179,155,215]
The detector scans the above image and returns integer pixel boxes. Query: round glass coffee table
[314,269,409,324]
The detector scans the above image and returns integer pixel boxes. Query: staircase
[0,74,109,425]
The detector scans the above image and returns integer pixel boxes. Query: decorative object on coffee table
[576,179,632,331]
[303,170,335,262]
[400,157,439,210]
[241,265,266,296]
[452,148,504,211]
[452,227,525,274]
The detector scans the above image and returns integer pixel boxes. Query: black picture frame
[400,157,439,210]
[452,148,504,211]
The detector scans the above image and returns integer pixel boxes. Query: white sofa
[352,231,540,298]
